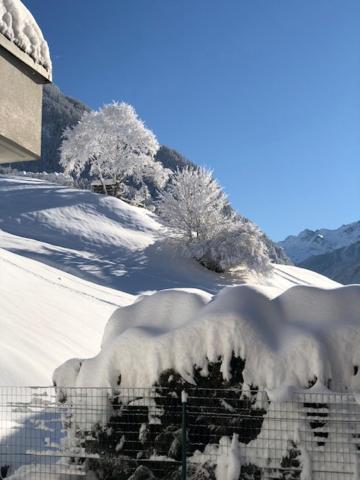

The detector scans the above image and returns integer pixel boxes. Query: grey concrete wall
[0,47,43,162]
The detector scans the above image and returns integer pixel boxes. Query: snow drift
[54,283,360,398]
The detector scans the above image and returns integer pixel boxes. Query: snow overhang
[0,30,51,83]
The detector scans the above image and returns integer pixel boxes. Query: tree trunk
[91,157,108,195]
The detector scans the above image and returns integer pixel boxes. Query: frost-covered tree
[157,166,228,242]
[60,102,168,202]
[157,167,271,273]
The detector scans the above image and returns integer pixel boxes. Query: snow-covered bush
[192,219,271,274]
[60,102,169,205]
[53,284,360,480]
[157,167,270,273]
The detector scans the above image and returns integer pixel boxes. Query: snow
[0,247,132,386]
[0,174,344,390]
[216,435,241,480]
[0,176,220,295]
[0,174,343,388]
[0,174,357,478]
[0,0,51,73]
[0,176,338,296]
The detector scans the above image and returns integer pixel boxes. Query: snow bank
[54,283,360,401]
[0,0,51,73]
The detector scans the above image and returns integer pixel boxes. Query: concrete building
[0,2,51,163]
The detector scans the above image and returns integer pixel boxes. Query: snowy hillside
[0,175,339,386]
[0,176,221,294]
[0,247,132,386]
[0,176,323,295]
[279,221,360,263]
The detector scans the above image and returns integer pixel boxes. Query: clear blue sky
[25,0,360,240]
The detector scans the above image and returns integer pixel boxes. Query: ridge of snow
[0,0,51,73]
[279,220,360,263]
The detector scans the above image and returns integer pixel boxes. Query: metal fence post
[181,390,188,480]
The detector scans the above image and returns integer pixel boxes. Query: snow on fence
[0,386,359,479]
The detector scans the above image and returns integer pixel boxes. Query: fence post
[181,390,188,480]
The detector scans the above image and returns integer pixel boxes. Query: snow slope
[0,176,223,295]
[279,221,360,263]
[0,176,338,295]
[0,175,340,386]
[0,247,132,385]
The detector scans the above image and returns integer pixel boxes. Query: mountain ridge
[279,220,360,284]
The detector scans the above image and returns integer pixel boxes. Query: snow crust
[0,0,51,73]
[54,282,360,400]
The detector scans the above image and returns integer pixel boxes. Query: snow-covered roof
[0,0,51,74]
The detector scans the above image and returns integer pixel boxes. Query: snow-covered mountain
[279,220,360,264]
[299,240,360,284]
[0,175,339,386]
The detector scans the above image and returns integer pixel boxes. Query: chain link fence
[0,386,359,479]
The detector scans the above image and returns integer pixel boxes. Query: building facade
[0,2,51,163]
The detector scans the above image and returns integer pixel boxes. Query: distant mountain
[279,221,360,264]
[299,241,360,285]
[279,221,360,284]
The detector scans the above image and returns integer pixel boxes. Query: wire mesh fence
[0,386,359,479]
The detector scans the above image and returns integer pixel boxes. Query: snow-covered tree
[157,166,228,242]
[59,102,168,202]
[192,219,271,273]
[157,167,271,273]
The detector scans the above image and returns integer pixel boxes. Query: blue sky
[26,0,360,240]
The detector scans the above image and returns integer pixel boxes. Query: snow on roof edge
[0,0,52,74]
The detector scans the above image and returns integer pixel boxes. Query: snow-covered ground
[0,247,132,386]
[0,175,340,387]
[0,174,357,479]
